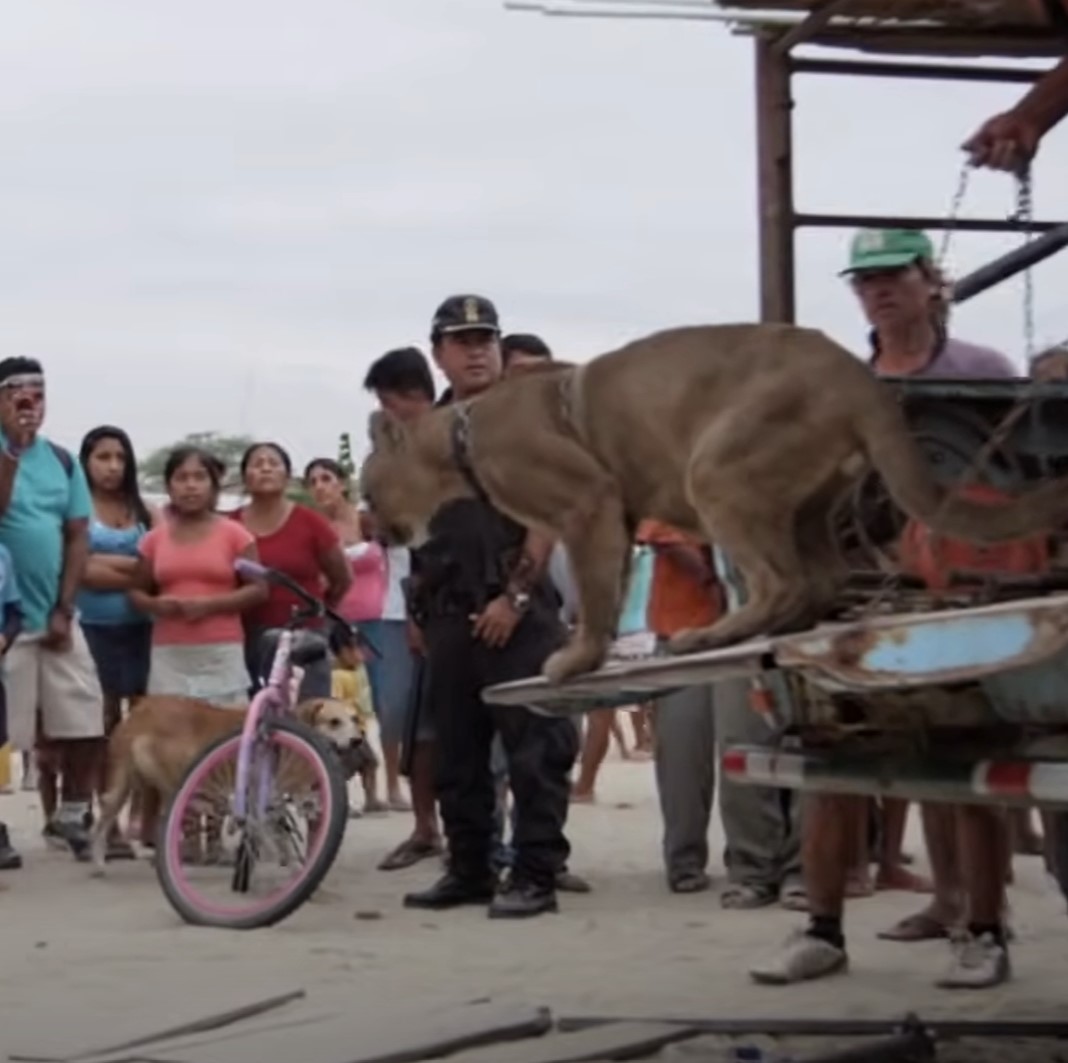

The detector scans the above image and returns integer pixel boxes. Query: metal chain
[937,161,971,270]
[1014,168,1036,363]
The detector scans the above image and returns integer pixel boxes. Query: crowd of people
[0,68,1066,987]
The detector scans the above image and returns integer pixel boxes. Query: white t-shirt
[548,543,579,624]
[381,546,410,621]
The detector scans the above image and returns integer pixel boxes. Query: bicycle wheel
[155,717,348,929]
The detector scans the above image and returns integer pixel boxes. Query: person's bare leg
[382,740,407,808]
[936,805,1011,988]
[844,798,874,898]
[609,711,630,761]
[1008,807,1043,856]
[377,740,442,871]
[959,806,1006,926]
[876,798,932,892]
[36,741,59,824]
[879,802,961,940]
[632,704,653,753]
[410,741,439,843]
[571,709,612,802]
[749,793,853,984]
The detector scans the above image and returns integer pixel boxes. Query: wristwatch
[55,602,75,619]
[507,590,531,613]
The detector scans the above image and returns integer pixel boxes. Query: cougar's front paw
[542,641,605,685]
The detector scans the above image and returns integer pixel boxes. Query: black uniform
[406,494,579,911]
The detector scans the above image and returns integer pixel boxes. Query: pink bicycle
[155,559,368,929]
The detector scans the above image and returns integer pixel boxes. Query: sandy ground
[2,748,1068,1060]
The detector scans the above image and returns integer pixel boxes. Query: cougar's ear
[368,410,407,452]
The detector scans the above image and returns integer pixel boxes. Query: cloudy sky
[1,0,1065,467]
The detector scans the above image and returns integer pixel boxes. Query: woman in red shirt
[231,442,351,699]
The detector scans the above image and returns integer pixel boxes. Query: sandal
[669,869,711,894]
[377,836,443,872]
[877,910,951,942]
[720,882,777,910]
[779,882,809,912]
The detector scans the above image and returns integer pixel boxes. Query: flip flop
[877,911,950,942]
[377,837,442,872]
[720,882,777,910]
[779,883,809,912]
[669,869,711,894]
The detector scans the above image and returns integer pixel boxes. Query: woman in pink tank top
[304,459,386,622]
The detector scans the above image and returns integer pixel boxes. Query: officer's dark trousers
[423,611,578,888]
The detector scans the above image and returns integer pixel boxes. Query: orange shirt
[636,519,720,637]
[139,516,254,646]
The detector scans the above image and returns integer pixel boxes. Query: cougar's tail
[856,391,1068,544]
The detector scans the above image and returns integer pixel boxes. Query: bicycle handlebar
[234,559,380,659]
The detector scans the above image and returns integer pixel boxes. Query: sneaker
[51,810,92,863]
[936,932,1010,989]
[749,929,848,985]
[41,822,67,851]
[0,822,22,871]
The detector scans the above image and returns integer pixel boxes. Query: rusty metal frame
[755,43,1065,323]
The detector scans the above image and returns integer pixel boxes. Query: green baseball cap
[840,228,935,276]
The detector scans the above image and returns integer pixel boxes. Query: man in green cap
[750,228,1019,992]
[841,228,1016,379]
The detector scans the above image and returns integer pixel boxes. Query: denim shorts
[359,619,427,746]
[81,621,152,700]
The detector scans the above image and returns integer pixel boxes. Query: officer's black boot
[403,870,497,910]
[0,821,23,871]
[488,874,559,919]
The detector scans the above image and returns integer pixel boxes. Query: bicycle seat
[257,628,329,670]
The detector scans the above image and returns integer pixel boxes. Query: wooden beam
[773,0,856,54]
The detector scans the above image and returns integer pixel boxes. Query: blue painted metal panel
[854,614,1033,676]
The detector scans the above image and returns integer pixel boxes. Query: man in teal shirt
[0,356,103,860]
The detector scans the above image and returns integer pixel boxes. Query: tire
[155,717,348,929]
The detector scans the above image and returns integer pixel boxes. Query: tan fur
[89,696,359,874]
[360,323,1068,684]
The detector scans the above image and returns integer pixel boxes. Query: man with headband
[0,356,104,861]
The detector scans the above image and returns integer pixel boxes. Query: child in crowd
[329,624,384,816]
[0,541,24,870]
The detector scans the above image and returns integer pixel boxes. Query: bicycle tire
[155,716,348,930]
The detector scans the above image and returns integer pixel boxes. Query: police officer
[402,294,579,919]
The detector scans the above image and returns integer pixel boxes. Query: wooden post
[755,36,796,323]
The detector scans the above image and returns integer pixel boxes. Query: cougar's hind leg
[668,428,821,654]
[544,489,631,684]
[793,481,852,625]
[668,507,812,653]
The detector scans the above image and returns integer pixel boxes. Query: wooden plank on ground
[81,1010,339,1063]
[149,1004,552,1063]
[6,989,306,1063]
[456,1022,703,1063]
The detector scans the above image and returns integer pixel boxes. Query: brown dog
[360,323,1068,683]
[89,695,361,875]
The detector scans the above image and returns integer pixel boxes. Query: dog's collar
[450,403,490,502]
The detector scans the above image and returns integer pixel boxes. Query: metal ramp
[481,593,1068,713]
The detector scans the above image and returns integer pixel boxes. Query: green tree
[139,431,255,493]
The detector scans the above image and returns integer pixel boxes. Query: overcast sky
[1,0,1065,467]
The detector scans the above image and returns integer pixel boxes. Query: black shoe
[555,868,591,893]
[403,872,497,910]
[0,823,22,871]
[489,878,559,919]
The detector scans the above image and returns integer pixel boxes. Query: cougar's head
[359,409,466,547]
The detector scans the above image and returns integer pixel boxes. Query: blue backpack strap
[48,441,74,477]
